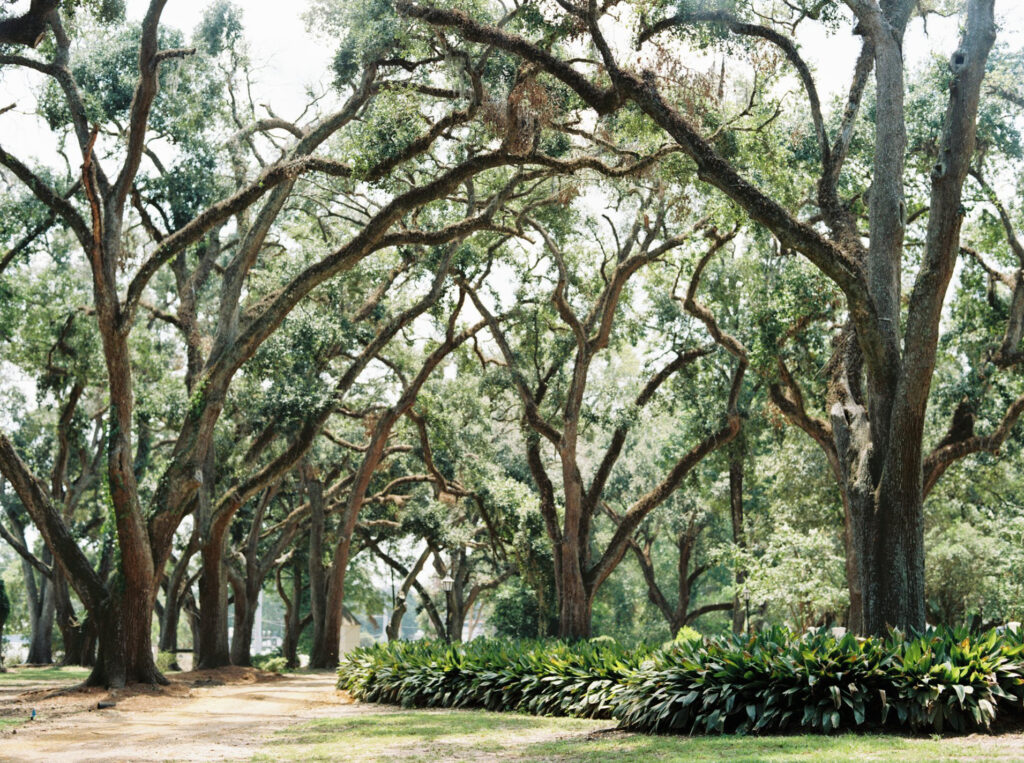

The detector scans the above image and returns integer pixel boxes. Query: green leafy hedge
[337,627,1024,735]
[337,637,649,719]
[615,627,1024,734]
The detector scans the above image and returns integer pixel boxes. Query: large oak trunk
[87,579,162,687]
[26,577,55,664]
[312,535,352,669]
[196,527,231,669]
[859,428,926,634]
[556,543,591,639]
[230,581,258,667]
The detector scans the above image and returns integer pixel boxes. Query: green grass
[0,665,90,683]
[253,708,1024,762]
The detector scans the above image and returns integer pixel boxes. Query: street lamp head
[441,574,454,592]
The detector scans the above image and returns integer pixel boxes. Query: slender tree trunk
[12,518,53,664]
[278,558,303,669]
[75,616,98,668]
[158,568,190,666]
[306,475,329,667]
[53,571,94,666]
[27,575,55,664]
[446,590,467,643]
[229,577,257,667]
[729,448,745,635]
[182,589,200,664]
[676,531,693,628]
[535,579,548,638]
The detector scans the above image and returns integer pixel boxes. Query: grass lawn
[0,665,91,683]
[253,707,1024,762]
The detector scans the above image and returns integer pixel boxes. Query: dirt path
[0,670,364,762]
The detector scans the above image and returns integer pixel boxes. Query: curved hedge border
[337,627,1024,734]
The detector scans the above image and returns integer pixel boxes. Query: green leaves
[339,626,1024,736]
[338,637,651,719]
[616,626,1024,735]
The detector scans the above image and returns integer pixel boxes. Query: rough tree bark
[313,303,484,667]
[728,445,746,634]
[467,208,745,638]
[399,0,1001,635]
[1,2,573,684]
[277,555,310,669]
[306,470,329,668]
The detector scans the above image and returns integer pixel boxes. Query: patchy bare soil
[0,668,362,762]
[3,667,1023,762]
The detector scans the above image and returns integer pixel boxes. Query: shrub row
[337,637,650,719]
[338,627,1024,735]
[615,626,1024,734]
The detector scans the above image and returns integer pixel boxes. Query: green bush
[155,651,179,673]
[338,628,1024,735]
[673,626,701,645]
[615,626,1024,734]
[338,637,649,719]
[253,654,289,673]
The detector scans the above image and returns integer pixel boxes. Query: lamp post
[441,573,454,642]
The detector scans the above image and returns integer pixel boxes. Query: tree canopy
[1,0,1022,686]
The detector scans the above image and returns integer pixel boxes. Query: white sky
[152,0,333,118]
[0,1,334,161]
[1,2,1016,162]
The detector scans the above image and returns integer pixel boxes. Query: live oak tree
[463,179,746,637]
[0,235,120,665]
[0,0,627,684]
[2,0,1021,680]
[357,382,517,642]
[399,0,1024,634]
